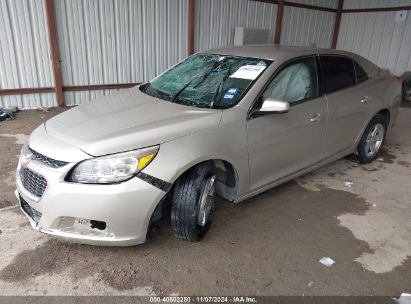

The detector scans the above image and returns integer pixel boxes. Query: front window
[262,57,318,104]
[140,54,272,109]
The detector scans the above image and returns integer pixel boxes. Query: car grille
[20,196,42,223]
[19,167,47,198]
[29,147,68,168]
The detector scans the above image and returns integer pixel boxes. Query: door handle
[361,96,370,104]
[309,113,321,123]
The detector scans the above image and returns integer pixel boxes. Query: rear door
[320,55,371,156]
[247,56,327,192]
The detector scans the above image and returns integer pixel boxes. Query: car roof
[201,44,353,61]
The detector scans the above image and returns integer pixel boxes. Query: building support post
[45,0,64,107]
[331,0,344,49]
[188,0,195,55]
[274,0,284,44]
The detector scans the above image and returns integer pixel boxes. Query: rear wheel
[356,114,387,164]
[171,163,216,241]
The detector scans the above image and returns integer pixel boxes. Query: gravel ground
[0,104,409,296]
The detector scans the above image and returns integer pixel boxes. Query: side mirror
[256,98,290,115]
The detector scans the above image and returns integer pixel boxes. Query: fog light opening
[90,220,106,230]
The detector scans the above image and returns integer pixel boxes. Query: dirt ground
[0,104,410,296]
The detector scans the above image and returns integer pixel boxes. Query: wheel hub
[365,123,384,158]
[197,175,216,227]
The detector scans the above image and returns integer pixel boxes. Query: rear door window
[320,56,356,93]
[354,61,369,84]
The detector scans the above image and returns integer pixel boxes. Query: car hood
[45,87,222,156]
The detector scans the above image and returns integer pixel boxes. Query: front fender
[142,107,249,200]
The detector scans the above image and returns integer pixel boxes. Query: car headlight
[70,146,159,184]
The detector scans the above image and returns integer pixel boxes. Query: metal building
[1,0,410,109]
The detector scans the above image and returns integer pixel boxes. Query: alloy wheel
[365,123,385,158]
[197,175,216,227]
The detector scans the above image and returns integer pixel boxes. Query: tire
[356,114,387,164]
[171,162,217,241]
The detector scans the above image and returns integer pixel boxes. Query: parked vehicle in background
[16,45,401,246]
[402,71,411,102]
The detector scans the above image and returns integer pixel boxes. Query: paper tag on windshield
[229,65,266,80]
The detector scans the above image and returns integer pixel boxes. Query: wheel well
[377,109,390,126]
[150,160,239,228]
[211,160,239,202]
[172,160,239,202]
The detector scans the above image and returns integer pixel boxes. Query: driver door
[247,56,327,192]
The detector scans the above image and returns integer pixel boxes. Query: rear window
[354,61,368,83]
[321,56,356,93]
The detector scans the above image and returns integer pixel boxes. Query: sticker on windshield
[227,88,238,94]
[223,94,235,99]
[229,65,266,80]
[223,88,238,100]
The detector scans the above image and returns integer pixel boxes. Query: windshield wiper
[171,58,229,103]
[211,65,232,108]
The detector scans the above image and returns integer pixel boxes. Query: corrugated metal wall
[195,0,278,52]
[281,3,336,48]
[194,0,337,52]
[0,0,55,109]
[54,0,188,105]
[2,0,411,109]
[338,0,411,75]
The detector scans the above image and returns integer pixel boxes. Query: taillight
[394,76,403,85]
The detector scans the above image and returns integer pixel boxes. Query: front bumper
[16,160,166,246]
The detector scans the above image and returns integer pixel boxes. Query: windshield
[140,54,272,109]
